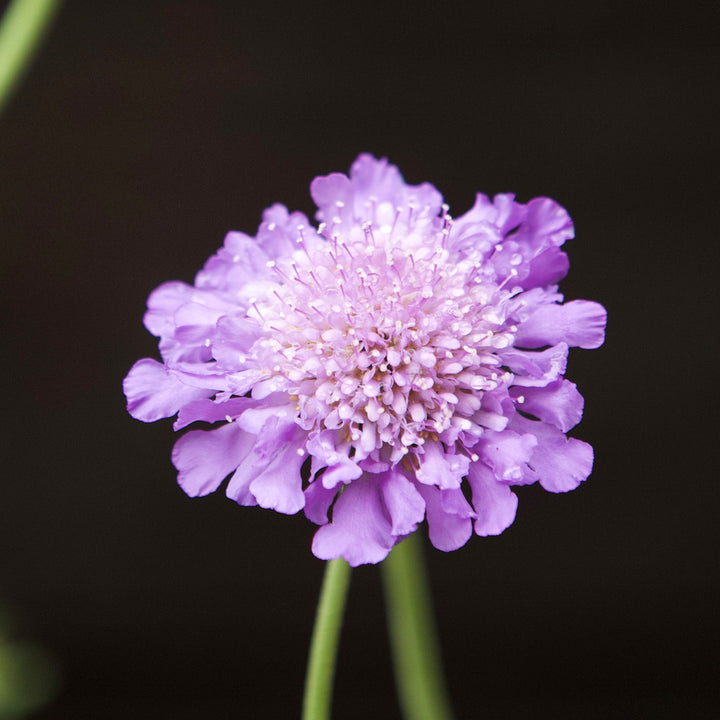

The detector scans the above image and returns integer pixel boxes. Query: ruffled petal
[174,396,255,431]
[321,462,362,489]
[210,315,262,371]
[416,484,473,552]
[306,430,363,489]
[228,418,306,514]
[515,300,607,349]
[163,360,232,391]
[311,476,395,566]
[415,441,470,489]
[381,470,426,536]
[512,197,574,250]
[303,480,338,524]
[173,293,237,329]
[476,429,538,483]
[143,281,194,337]
[235,398,298,434]
[310,172,352,223]
[311,154,442,229]
[225,465,258,507]
[256,205,310,259]
[501,343,568,387]
[512,416,594,492]
[172,422,255,497]
[467,462,518,536]
[194,231,272,293]
[124,358,209,422]
[512,379,584,432]
[520,247,570,289]
[452,193,527,242]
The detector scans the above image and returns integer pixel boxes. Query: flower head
[124,154,606,566]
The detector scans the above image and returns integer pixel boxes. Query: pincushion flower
[124,154,606,566]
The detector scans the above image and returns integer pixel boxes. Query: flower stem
[381,533,455,720]
[0,0,62,115]
[302,558,352,720]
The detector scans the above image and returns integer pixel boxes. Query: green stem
[0,0,62,115]
[302,558,352,720]
[381,533,455,720]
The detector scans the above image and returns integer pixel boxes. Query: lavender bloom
[124,155,606,566]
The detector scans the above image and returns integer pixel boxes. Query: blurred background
[1,0,717,717]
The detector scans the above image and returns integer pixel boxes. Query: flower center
[251,217,518,464]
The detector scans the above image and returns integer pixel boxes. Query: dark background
[1,1,718,718]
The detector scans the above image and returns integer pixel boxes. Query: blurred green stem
[381,533,455,720]
[0,0,62,114]
[302,558,351,720]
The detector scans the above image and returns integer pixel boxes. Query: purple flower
[124,154,606,566]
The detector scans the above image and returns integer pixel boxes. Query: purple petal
[229,419,306,514]
[257,205,318,259]
[124,358,209,422]
[512,197,574,249]
[173,293,236,329]
[143,281,194,337]
[350,153,404,196]
[492,193,528,235]
[312,154,443,228]
[349,154,443,218]
[311,476,395,566]
[174,396,256,431]
[515,300,607,349]
[310,172,352,222]
[381,470,426,536]
[225,465,258,507]
[501,343,568,387]
[235,399,298,434]
[211,315,261,371]
[415,441,470,489]
[172,422,255,497]
[467,462,518,536]
[225,368,267,396]
[416,484,473,552]
[448,194,507,257]
[512,416,594,493]
[512,380,584,432]
[194,231,272,292]
[321,461,363,489]
[452,193,527,245]
[476,429,538,483]
[520,247,570,289]
[306,430,362,489]
[303,481,339,524]
[163,360,232,391]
